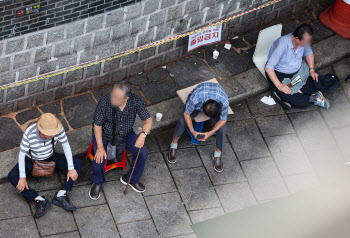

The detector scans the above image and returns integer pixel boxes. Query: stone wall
[0,0,313,114]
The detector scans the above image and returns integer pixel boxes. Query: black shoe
[272,91,292,110]
[346,74,350,83]
[89,183,102,200]
[34,197,51,218]
[52,192,77,211]
[120,175,146,193]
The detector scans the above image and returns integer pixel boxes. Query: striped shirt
[18,123,74,178]
[186,82,229,121]
[20,123,68,160]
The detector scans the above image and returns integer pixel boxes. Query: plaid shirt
[186,82,229,121]
[93,93,151,141]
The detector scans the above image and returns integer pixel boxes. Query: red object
[85,142,127,172]
[319,0,350,39]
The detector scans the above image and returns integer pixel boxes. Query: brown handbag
[31,138,56,178]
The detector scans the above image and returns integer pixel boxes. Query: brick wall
[0,0,313,114]
[0,0,140,40]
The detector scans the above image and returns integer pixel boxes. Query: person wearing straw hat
[8,113,81,218]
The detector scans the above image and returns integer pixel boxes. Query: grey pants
[173,107,227,151]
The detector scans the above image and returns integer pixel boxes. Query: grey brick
[125,3,142,21]
[103,57,121,73]
[173,18,189,34]
[27,33,45,49]
[73,34,92,51]
[118,36,136,51]
[190,11,204,27]
[93,74,110,88]
[161,0,176,9]
[121,53,138,66]
[13,52,32,69]
[57,54,78,68]
[202,0,216,7]
[47,27,64,44]
[65,68,84,84]
[54,40,72,57]
[166,5,183,21]
[149,10,166,28]
[28,80,45,95]
[74,79,93,94]
[5,38,25,54]
[93,29,111,46]
[79,49,97,63]
[105,9,124,27]
[16,96,36,111]
[130,17,147,35]
[35,46,52,63]
[38,61,57,74]
[0,56,11,72]
[7,85,25,101]
[93,42,118,57]
[165,48,182,63]
[0,217,39,238]
[47,75,63,90]
[137,31,154,47]
[0,42,3,56]
[158,41,173,53]
[86,64,101,78]
[146,55,163,70]
[36,91,55,105]
[86,15,104,33]
[66,21,84,39]
[205,4,222,21]
[0,71,16,85]
[109,68,127,83]
[144,0,160,15]
[155,23,172,40]
[55,84,72,100]
[0,102,14,115]
[185,0,200,14]
[128,62,145,76]
[112,22,130,41]
[140,47,156,60]
[18,66,37,81]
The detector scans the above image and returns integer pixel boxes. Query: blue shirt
[266,33,313,74]
[186,82,229,121]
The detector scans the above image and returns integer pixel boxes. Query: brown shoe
[89,183,102,200]
[167,148,176,164]
[212,154,223,173]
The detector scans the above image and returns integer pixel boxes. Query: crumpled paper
[260,96,276,105]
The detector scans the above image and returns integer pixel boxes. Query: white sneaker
[314,91,330,109]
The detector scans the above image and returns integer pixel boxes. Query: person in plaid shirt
[168,82,229,173]
[89,83,153,200]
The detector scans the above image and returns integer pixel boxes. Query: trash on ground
[224,43,232,50]
[260,96,276,105]
[213,50,219,59]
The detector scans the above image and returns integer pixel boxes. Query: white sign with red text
[187,24,222,51]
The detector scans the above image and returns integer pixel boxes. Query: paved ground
[1,3,350,238]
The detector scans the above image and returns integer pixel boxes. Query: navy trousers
[173,106,227,151]
[265,70,328,108]
[8,153,81,203]
[91,131,148,185]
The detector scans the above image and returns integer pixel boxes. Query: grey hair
[113,82,131,98]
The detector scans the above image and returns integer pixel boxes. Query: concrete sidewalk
[0,7,350,238]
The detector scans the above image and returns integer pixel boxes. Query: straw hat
[37,113,62,136]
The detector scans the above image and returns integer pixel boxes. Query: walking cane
[123,147,142,195]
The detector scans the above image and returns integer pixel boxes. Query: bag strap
[51,137,55,154]
[111,107,117,145]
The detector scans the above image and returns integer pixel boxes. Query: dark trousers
[91,131,148,185]
[265,70,326,108]
[8,153,82,203]
[173,107,227,151]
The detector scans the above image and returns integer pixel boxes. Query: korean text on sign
[188,25,222,51]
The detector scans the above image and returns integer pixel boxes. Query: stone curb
[1,35,349,182]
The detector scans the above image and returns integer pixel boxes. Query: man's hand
[191,131,201,140]
[198,131,213,142]
[67,169,78,181]
[310,70,319,82]
[95,147,106,164]
[16,178,29,192]
[135,133,146,148]
[277,83,291,94]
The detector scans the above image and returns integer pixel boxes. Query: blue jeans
[8,153,82,202]
[91,131,148,185]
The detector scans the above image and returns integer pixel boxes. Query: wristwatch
[309,68,315,71]
[141,131,149,136]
